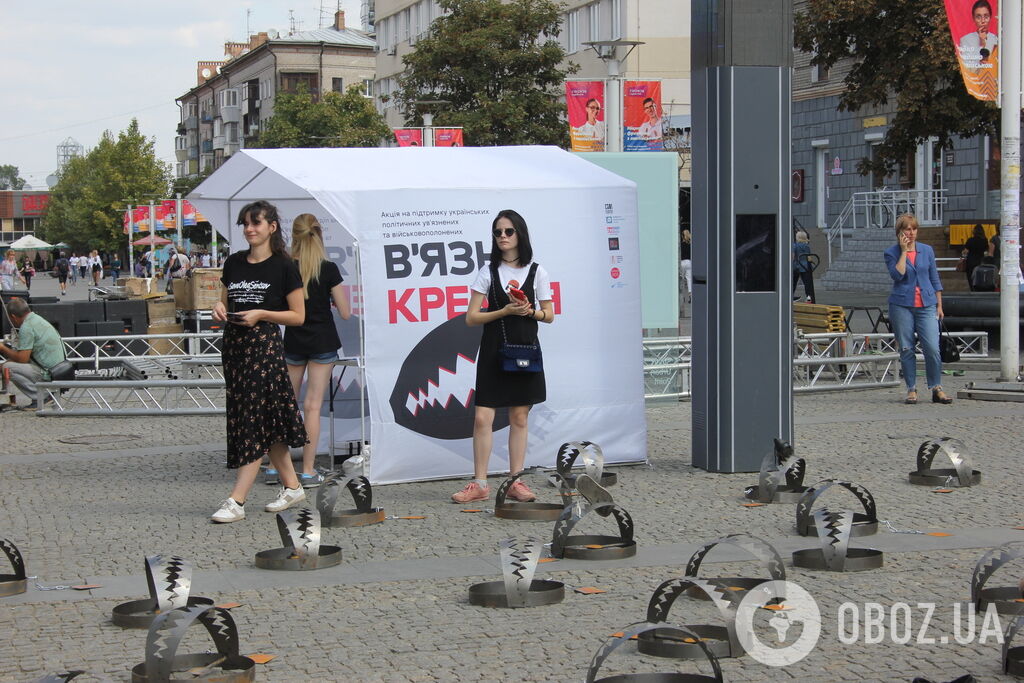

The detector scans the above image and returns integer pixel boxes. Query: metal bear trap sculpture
[971,541,1024,616]
[254,508,342,571]
[494,469,570,521]
[130,604,255,682]
[112,555,214,629]
[1003,614,1024,675]
[743,439,808,503]
[587,622,724,682]
[637,577,742,660]
[791,509,884,572]
[684,533,785,600]
[908,437,980,487]
[315,472,384,527]
[550,474,636,560]
[552,441,617,488]
[467,537,564,608]
[0,538,27,597]
[795,480,878,537]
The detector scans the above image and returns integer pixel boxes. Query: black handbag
[499,318,542,372]
[939,321,960,364]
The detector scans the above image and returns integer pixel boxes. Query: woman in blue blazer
[883,214,952,404]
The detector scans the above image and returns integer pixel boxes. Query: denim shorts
[284,350,338,365]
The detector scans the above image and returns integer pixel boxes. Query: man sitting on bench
[0,298,66,411]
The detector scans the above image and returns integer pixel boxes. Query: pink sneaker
[506,479,537,502]
[451,481,491,503]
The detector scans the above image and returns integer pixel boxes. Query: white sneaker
[211,498,245,523]
[264,486,306,512]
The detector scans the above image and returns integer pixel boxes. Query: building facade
[0,191,49,245]
[370,0,690,173]
[790,0,993,233]
[174,11,377,178]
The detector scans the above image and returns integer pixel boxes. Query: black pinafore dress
[473,262,546,408]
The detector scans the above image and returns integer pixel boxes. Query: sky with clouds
[1,0,363,190]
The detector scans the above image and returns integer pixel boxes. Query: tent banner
[433,128,464,147]
[394,128,424,147]
[944,0,999,101]
[566,81,606,152]
[312,183,644,484]
[623,81,664,151]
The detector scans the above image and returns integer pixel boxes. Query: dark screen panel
[735,214,776,292]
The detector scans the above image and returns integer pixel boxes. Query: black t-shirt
[221,251,302,313]
[284,260,344,355]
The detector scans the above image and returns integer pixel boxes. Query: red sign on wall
[21,194,49,216]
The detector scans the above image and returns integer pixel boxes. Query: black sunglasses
[493,227,516,237]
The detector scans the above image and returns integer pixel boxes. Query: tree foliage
[396,0,576,146]
[795,0,998,176]
[42,119,169,252]
[0,165,27,190]
[254,84,393,148]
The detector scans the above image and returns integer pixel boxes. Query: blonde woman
[285,214,351,487]
[0,250,25,291]
[89,250,103,286]
[792,231,815,303]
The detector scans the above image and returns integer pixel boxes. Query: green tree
[795,0,998,177]
[0,165,27,190]
[254,84,392,148]
[42,119,169,252]
[396,0,576,146]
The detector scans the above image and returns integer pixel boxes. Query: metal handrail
[826,188,948,258]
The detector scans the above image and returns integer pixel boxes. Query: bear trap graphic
[112,555,214,629]
[255,508,342,571]
[468,537,564,608]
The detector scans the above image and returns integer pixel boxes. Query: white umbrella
[8,235,53,250]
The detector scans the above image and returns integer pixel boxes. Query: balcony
[213,134,225,150]
[201,139,213,153]
[224,143,240,157]
[188,147,199,160]
[183,116,198,131]
[200,113,213,124]
[174,136,188,162]
[221,104,241,124]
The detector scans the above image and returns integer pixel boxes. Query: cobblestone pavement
[1,368,1023,681]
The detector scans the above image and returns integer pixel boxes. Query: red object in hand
[508,287,528,302]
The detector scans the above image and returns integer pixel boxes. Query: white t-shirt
[471,262,552,303]
[638,118,663,140]
[69,256,80,268]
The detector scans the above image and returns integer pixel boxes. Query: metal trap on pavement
[587,622,724,682]
[316,473,384,527]
[467,537,564,608]
[550,474,636,560]
[112,555,213,629]
[972,541,1024,616]
[254,508,341,571]
[130,604,255,682]
[1003,614,1024,676]
[552,440,617,488]
[684,533,785,600]
[795,480,878,537]
[637,577,742,660]
[909,437,980,487]
[0,538,27,597]
[494,469,569,521]
[743,439,808,503]
[792,509,884,572]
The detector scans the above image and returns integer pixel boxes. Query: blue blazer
[884,242,943,307]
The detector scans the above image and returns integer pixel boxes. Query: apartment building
[790,0,992,231]
[174,11,377,178]
[371,0,690,163]
[0,191,48,244]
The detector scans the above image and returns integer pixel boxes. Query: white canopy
[189,146,645,484]
[9,235,52,250]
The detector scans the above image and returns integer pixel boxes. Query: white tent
[191,146,645,484]
[9,235,52,250]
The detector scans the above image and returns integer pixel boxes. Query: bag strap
[493,262,539,347]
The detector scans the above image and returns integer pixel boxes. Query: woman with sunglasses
[452,209,555,504]
[284,213,351,488]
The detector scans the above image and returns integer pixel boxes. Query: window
[411,3,419,42]
[610,0,622,40]
[185,102,197,118]
[332,77,344,93]
[220,89,238,108]
[363,78,374,97]
[809,49,829,83]
[567,10,580,53]
[281,72,319,95]
[226,122,239,145]
[587,3,599,43]
[213,118,222,137]
[401,8,410,41]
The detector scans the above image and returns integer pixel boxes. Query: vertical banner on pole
[944,0,999,100]
[161,200,177,229]
[432,129,464,146]
[565,81,606,151]
[394,129,425,146]
[623,81,664,151]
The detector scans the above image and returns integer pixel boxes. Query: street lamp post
[583,40,644,153]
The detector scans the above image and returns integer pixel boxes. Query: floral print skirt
[223,321,306,468]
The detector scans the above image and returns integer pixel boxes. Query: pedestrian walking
[962,224,989,291]
[110,254,121,283]
[451,209,555,504]
[68,254,79,285]
[78,253,88,282]
[883,213,952,405]
[20,258,35,291]
[55,252,70,296]
[0,250,25,291]
[679,228,692,302]
[209,200,308,523]
[89,250,103,286]
[284,214,352,487]
[792,230,815,303]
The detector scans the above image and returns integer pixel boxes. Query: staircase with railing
[820,188,947,293]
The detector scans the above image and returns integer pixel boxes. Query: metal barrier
[62,332,221,366]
